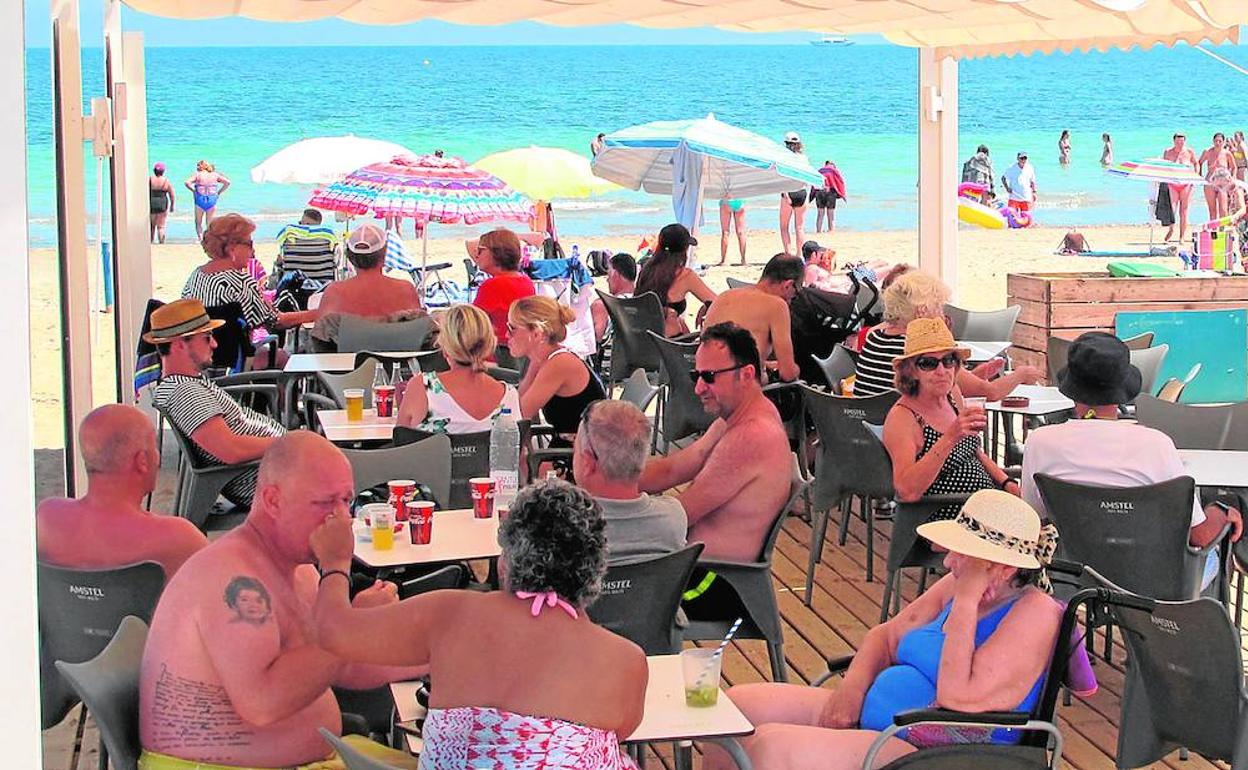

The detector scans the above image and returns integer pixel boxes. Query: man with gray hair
[573,400,686,564]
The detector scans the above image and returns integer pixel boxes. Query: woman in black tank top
[508,296,606,440]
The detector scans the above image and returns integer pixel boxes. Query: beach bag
[587,249,614,277]
[1107,262,1179,278]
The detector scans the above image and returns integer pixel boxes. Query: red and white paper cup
[469,477,496,519]
[406,500,435,545]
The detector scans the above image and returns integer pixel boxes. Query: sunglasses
[689,364,745,385]
[914,353,962,371]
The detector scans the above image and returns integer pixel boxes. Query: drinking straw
[696,617,743,687]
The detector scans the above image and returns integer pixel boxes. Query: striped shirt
[152,373,285,506]
[182,265,278,329]
[854,327,906,398]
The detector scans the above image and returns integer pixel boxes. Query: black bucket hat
[1057,332,1142,406]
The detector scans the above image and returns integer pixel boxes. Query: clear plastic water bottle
[570,244,581,262]
[489,407,521,514]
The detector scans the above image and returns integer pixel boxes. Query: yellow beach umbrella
[475,146,617,201]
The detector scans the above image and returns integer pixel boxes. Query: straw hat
[143,298,224,344]
[892,317,971,369]
[916,489,1056,570]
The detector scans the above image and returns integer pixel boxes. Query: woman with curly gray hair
[310,480,647,769]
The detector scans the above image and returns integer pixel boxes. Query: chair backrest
[318,727,405,770]
[1122,332,1155,350]
[1111,596,1247,767]
[315,360,379,407]
[944,303,1021,342]
[587,543,705,655]
[1155,377,1185,403]
[1135,394,1233,449]
[338,315,432,353]
[398,564,466,599]
[1048,332,1156,384]
[38,562,165,729]
[648,331,714,442]
[813,345,857,393]
[617,367,660,413]
[341,434,453,509]
[353,351,425,381]
[802,386,899,507]
[756,453,810,564]
[1033,474,1206,600]
[391,428,490,510]
[598,291,665,380]
[1129,343,1169,397]
[54,616,148,770]
[726,276,752,290]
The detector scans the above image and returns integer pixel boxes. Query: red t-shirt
[474,273,536,344]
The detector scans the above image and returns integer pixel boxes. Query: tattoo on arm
[223,576,274,626]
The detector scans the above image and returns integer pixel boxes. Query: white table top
[986,384,1074,416]
[1178,449,1248,489]
[354,509,501,568]
[959,340,1011,363]
[284,351,429,374]
[390,654,752,748]
[320,409,397,443]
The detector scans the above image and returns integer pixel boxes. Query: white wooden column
[3,0,45,760]
[52,0,93,493]
[105,1,153,405]
[917,48,959,295]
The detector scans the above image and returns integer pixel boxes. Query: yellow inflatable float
[956,183,1007,229]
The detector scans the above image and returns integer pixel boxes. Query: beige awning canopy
[123,0,1243,58]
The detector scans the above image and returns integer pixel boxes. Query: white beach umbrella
[250,135,417,185]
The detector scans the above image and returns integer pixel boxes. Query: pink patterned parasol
[308,153,534,225]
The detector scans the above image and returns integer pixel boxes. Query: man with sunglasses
[640,323,791,570]
[703,253,804,382]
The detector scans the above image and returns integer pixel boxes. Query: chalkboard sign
[1116,309,1247,403]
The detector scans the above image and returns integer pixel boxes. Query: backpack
[587,249,614,277]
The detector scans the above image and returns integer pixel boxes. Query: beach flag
[384,231,415,274]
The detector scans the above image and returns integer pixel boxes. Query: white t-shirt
[1020,419,1205,527]
[1003,162,1037,202]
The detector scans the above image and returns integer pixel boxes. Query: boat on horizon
[810,36,853,46]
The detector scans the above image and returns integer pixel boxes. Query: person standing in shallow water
[1057,130,1071,166]
[1100,133,1113,167]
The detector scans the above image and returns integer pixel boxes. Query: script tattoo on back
[149,664,253,753]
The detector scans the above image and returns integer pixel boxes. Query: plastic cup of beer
[371,508,395,551]
[469,477,496,519]
[406,501,435,545]
[388,480,416,522]
[680,649,721,707]
[344,389,365,422]
[964,396,987,412]
[359,502,391,528]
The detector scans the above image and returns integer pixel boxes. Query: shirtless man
[640,322,791,565]
[1163,133,1199,241]
[313,223,423,348]
[138,432,420,769]
[703,253,804,382]
[1199,132,1237,220]
[36,404,206,578]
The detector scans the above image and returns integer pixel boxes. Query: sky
[24,0,880,47]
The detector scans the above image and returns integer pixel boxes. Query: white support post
[52,0,93,494]
[104,8,153,405]
[917,48,959,296]
[3,0,45,761]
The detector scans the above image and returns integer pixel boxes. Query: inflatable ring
[958,198,1006,229]
[958,182,988,198]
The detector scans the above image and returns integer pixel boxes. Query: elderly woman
[882,319,1017,518]
[634,223,716,337]
[397,304,519,433]
[182,213,317,367]
[707,489,1062,770]
[468,227,536,346]
[852,270,1042,400]
[311,480,647,769]
[510,295,606,443]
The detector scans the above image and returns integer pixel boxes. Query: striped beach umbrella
[1105,158,1207,185]
[308,154,534,226]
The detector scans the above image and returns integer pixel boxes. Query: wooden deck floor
[39,459,1240,770]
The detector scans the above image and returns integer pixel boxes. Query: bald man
[36,404,207,578]
[138,432,420,769]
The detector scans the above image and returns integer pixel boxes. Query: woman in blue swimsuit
[185,160,231,241]
[706,489,1064,770]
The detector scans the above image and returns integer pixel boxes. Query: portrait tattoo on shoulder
[222,576,273,626]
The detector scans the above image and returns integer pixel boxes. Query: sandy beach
[28,222,1184,458]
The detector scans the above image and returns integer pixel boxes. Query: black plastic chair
[158,409,263,529]
[597,291,665,388]
[725,276,752,289]
[38,562,164,732]
[801,386,899,599]
[392,428,490,510]
[55,616,148,770]
[338,315,432,354]
[683,454,808,682]
[878,493,969,623]
[813,345,858,394]
[341,433,453,510]
[1135,394,1234,449]
[648,331,713,448]
[588,543,704,655]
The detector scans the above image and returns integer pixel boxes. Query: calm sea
[22,43,1248,247]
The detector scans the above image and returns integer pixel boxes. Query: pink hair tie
[515,591,578,620]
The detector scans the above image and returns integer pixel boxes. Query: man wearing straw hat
[1020,332,1242,588]
[149,299,286,512]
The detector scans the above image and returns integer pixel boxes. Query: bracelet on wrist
[318,568,351,586]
